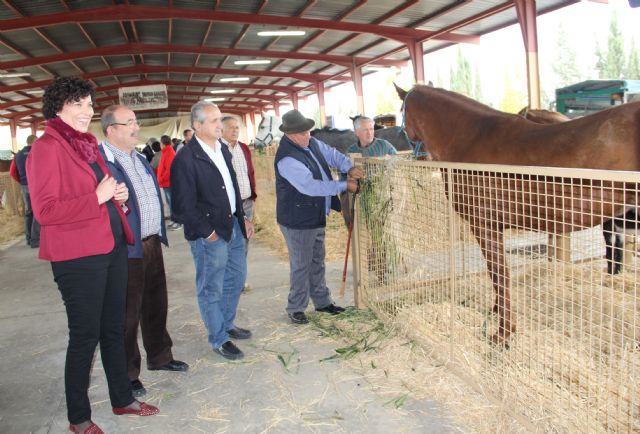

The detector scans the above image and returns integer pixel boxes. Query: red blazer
[157,145,176,188]
[26,123,133,262]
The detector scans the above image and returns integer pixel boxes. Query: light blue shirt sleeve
[315,139,354,173]
[277,157,347,197]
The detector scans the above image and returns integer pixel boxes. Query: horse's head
[395,83,429,157]
[254,114,282,148]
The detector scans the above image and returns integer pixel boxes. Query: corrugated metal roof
[0,0,578,125]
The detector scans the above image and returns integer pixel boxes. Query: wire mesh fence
[353,158,640,433]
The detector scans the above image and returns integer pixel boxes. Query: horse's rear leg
[473,227,515,344]
[603,219,624,274]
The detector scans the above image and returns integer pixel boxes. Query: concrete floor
[0,230,454,434]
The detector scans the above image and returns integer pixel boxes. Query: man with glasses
[99,105,188,398]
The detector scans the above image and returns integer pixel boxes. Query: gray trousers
[279,225,333,314]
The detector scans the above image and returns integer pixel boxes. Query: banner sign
[118,84,168,110]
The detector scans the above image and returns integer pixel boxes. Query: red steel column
[407,40,425,84]
[10,119,18,152]
[250,111,257,138]
[316,83,326,127]
[291,92,299,110]
[274,101,280,117]
[351,63,365,115]
[514,0,541,109]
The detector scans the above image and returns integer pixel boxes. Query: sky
[2,0,640,149]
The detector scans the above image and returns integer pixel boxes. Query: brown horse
[395,84,640,344]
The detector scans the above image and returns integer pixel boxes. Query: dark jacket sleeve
[170,148,214,238]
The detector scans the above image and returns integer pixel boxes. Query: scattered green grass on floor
[308,307,391,362]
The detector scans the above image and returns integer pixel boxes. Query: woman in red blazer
[26,77,159,434]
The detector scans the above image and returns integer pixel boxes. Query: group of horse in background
[253,114,414,154]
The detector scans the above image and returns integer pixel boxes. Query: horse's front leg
[472,225,515,344]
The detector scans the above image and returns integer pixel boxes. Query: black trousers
[52,240,134,424]
[125,235,173,380]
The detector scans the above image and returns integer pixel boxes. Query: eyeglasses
[110,119,139,127]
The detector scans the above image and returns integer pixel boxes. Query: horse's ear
[427,80,434,87]
[394,83,407,100]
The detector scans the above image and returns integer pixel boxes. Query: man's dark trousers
[124,235,174,380]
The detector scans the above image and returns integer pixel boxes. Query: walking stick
[340,180,360,297]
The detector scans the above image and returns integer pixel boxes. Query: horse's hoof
[490,326,515,347]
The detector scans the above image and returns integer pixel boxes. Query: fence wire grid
[353,158,640,433]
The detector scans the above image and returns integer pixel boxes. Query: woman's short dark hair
[151,141,161,152]
[42,77,95,120]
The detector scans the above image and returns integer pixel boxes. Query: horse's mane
[412,85,511,118]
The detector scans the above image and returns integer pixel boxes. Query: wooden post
[549,233,572,263]
[352,185,365,308]
[623,234,636,272]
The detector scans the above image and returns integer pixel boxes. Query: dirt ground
[0,230,458,434]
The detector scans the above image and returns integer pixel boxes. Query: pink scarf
[47,116,99,164]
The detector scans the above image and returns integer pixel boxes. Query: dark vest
[275,135,341,229]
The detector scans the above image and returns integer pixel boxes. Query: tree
[373,72,398,115]
[474,65,483,103]
[626,38,640,79]
[499,69,527,113]
[450,46,473,97]
[552,23,582,87]
[596,12,626,79]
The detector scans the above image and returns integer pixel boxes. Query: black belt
[141,234,158,242]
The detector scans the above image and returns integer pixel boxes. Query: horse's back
[374,126,412,151]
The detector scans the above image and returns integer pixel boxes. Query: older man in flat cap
[274,109,364,324]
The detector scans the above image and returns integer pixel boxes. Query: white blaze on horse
[254,114,282,148]
[396,83,640,344]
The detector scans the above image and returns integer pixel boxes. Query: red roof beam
[0,90,279,111]
[0,43,402,70]
[0,78,297,95]
[0,5,477,45]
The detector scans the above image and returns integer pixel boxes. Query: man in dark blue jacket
[170,101,254,361]
[15,134,40,247]
[100,104,188,398]
[275,110,364,325]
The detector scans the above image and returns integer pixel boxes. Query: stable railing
[352,158,640,433]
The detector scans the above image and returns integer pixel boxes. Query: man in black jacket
[170,101,254,360]
[15,134,40,248]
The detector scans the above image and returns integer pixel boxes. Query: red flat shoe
[68,422,104,434]
[112,401,159,416]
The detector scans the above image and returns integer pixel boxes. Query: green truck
[555,79,640,118]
